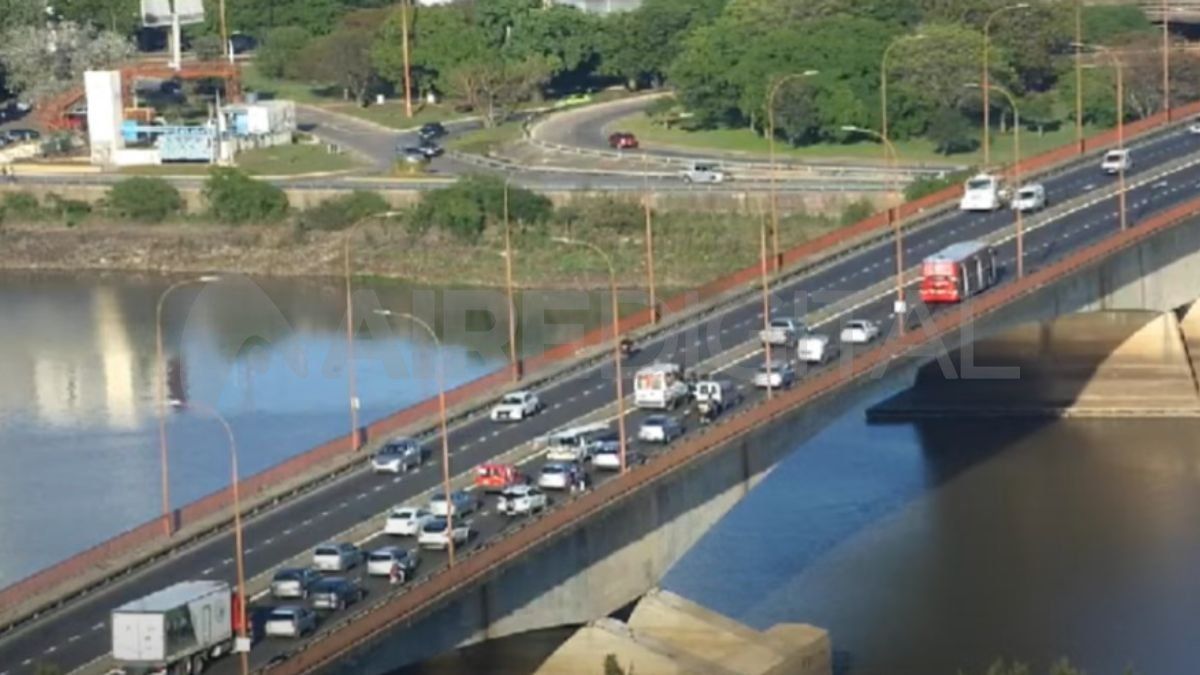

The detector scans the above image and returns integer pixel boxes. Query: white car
[1101,149,1131,174]
[1188,121,1200,135]
[753,361,796,389]
[365,546,420,579]
[498,484,548,516]
[490,390,543,422]
[537,462,580,490]
[1011,183,1047,213]
[544,425,617,463]
[839,320,880,345]
[418,517,471,550]
[384,506,433,536]
[264,606,317,639]
[429,489,480,517]
[312,542,360,572]
[637,415,684,443]
[796,334,838,364]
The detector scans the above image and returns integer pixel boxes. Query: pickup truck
[680,162,728,184]
[759,318,806,347]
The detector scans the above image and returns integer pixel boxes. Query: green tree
[107,177,184,222]
[988,2,1072,92]
[927,107,976,155]
[192,34,223,61]
[212,0,342,37]
[503,5,604,90]
[667,22,750,128]
[1020,89,1061,136]
[374,4,487,99]
[300,25,376,104]
[256,26,311,80]
[600,0,724,89]
[57,0,139,35]
[889,23,990,116]
[203,168,289,225]
[1081,4,1153,43]
[446,56,554,127]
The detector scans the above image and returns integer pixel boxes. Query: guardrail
[260,186,1200,674]
[2,96,1197,640]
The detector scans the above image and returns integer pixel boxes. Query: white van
[797,333,838,365]
[1011,183,1047,213]
[633,363,690,409]
[1101,149,1131,175]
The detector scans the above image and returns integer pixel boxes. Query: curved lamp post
[968,82,1025,278]
[982,3,1030,166]
[155,274,220,534]
[765,69,819,271]
[1076,42,1128,231]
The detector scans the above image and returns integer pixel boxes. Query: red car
[608,132,639,150]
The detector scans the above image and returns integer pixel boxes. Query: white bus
[633,363,690,410]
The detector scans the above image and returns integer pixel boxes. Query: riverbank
[0,211,844,288]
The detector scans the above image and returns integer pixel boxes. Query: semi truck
[111,580,243,674]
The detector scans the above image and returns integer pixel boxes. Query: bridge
[5,101,1200,674]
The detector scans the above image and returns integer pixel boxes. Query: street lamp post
[373,310,457,564]
[155,275,220,535]
[400,0,414,118]
[968,83,1025,278]
[342,211,404,453]
[1163,0,1171,117]
[842,125,906,335]
[642,152,659,323]
[765,70,819,272]
[1075,0,1084,151]
[169,399,248,675]
[1078,43,1128,230]
[502,178,520,381]
[982,3,1030,167]
[553,238,628,473]
[757,203,774,401]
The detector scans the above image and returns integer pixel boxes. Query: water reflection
[0,272,621,585]
[665,401,1200,674]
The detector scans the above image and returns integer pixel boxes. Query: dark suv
[310,577,365,611]
[418,122,447,141]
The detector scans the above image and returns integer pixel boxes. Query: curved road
[2,126,1198,674]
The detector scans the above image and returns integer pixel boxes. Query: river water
[0,271,614,586]
[398,402,1200,675]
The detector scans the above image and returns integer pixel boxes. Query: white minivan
[1011,183,1047,213]
[797,333,838,365]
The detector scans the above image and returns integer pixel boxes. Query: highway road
[3,126,1199,675]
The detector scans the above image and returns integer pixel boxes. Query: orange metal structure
[34,61,241,132]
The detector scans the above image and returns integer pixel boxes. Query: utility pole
[400,0,413,118]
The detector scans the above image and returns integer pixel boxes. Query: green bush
[557,197,643,234]
[107,177,184,222]
[203,168,289,225]
[45,193,91,227]
[2,192,42,220]
[257,27,312,80]
[839,197,875,226]
[297,190,389,231]
[415,175,551,241]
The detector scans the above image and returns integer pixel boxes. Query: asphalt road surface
[2,126,1199,675]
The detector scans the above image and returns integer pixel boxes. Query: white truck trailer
[111,580,241,674]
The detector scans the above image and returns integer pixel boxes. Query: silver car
[264,606,317,638]
[366,546,420,581]
[753,361,796,389]
[372,438,423,474]
[429,489,480,517]
[270,567,321,599]
[312,542,360,572]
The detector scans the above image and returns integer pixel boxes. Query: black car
[418,122,447,141]
[398,147,431,165]
[5,128,40,143]
[417,140,444,158]
[229,33,257,54]
[310,577,365,611]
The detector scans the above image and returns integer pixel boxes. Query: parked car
[593,447,643,471]
[419,122,447,141]
[312,542,360,572]
[537,462,581,490]
[418,517,471,550]
[263,606,317,638]
[372,437,424,474]
[753,361,796,389]
[5,128,39,143]
[429,489,480,517]
[490,390,543,422]
[366,546,420,580]
[270,567,322,599]
[1101,149,1131,174]
[310,577,365,611]
[839,319,880,345]
[498,484,548,516]
[608,132,639,149]
[384,506,433,536]
[1011,183,1047,213]
[637,415,684,444]
[229,33,257,54]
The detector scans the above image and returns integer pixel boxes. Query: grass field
[119,143,363,177]
[620,113,1101,167]
[446,122,526,155]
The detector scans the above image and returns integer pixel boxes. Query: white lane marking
[21,660,31,667]
[263,537,275,545]
[243,546,255,554]
[202,566,214,575]
[302,518,313,526]
[221,558,233,566]
[356,493,368,500]
[374,484,385,492]
[92,622,104,631]
[44,646,57,654]
[67,634,81,643]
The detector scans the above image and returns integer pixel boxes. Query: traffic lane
[8,134,1192,673]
